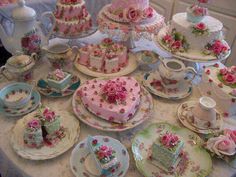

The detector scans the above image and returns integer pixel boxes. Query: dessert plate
[11,110,80,160]
[70,135,129,177]
[74,53,138,78]
[143,72,192,100]
[156,26,231,63]
[72,85,153,132]
[37,75,80,98]
[177,101,223,134]
[0,90,41,117]
[132,122,212,177]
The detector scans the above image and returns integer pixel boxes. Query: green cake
[151,132,184,171]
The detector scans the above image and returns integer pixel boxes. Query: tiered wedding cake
[53,0,92,36]
[158,0,230,60]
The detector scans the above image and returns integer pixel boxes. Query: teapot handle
[185,66,197,83]
[40,11,56,44]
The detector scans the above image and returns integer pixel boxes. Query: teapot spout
[0,25,14,54]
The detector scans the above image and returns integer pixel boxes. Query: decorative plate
[74,53,138,78]
[143,72,192,100]
[156,26,231,63]
[177,100,223,134]
[37,75,80,98]
[70,135,129,177]
[0,90,41,117]
[132,122,212,177]
[72,85,153,132]
[11,110,80,160]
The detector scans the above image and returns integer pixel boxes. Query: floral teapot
[0,0,52,56]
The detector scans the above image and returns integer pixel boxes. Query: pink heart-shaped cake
[78,77,141,123]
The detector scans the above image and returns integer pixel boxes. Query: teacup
[192,96,217,129]
[42,43,78,69]
[158,57,197,89]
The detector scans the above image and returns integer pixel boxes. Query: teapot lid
[12,0,36,21]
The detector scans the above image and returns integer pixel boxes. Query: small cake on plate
[86,136,120,176]
[151,132,184,172]
[104,50,119,73]
[47,69,72,91]
[23,119,44,148]
[89,48,105,72]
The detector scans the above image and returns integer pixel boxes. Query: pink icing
[110,0,149,12]
[79,77,141,123]
[160,132,179,148]
[43,108,56,122]
[27,119,41,129]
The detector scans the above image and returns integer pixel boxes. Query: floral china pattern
[132,123,212,177]
[72,85,153,132]
[21,28,41,56]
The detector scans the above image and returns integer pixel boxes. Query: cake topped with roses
[218,66,236,88]
[77,38,128,74]
[77,77,141,123]
[160,0,230,60]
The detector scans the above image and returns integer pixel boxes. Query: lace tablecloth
[0,32,236,177]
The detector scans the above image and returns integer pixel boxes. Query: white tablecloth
[0,31,236,177]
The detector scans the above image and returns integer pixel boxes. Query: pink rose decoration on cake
[198,0,209,3]
[210,40,229,56]
[162,34,173,44]
[102,38,113,46]
[219,68,228,75]
[142,7,154,19]
[223,74,236,84]
[171,40,182,50]
[101,80,127,104]
[224,129,236,143]
[43,108,56,122]
[160,133,179,148]
[206,135,236,156]
[28,119,40,129]
[195,22,206,30]
[125,7,142,23]
[93,49,103,57]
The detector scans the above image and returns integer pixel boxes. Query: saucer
[143,72,192,100]
[177,100,223,134]
[0,90,41,117]
[70,135,129,177]
[132,122,212,177]
[37,75,80,98]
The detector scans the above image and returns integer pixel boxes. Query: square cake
[151,132,184,171]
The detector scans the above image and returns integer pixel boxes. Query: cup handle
[31,52,38,61]
[71,46,79,62]
[0,66,11,81]
[185,66,197,83]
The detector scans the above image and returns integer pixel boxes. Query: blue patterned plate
[0,90,41,117]
[70,135,129,177]
[37,75,80,98]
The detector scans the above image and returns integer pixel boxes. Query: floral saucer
[74,53,138,78]
[70,135,129,177]
[143,72,192,100]
[0,90,41,117]
[72,86,153,132]
[37,75,80,98]
[177,100,223,134]
[132,122,212,177]
[11,110,80,160]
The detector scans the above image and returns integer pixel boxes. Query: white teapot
[0,0,52,55]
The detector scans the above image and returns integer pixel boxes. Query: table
[0,31,236,177]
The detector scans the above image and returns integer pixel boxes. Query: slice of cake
[87,136,120,177]
[89,48,105,72]
[111,43,127,67]
[79,77,141,123]
[23,119,44,148]
[104,50,119,73]
[47,69,72,91]
[151,132,184,172]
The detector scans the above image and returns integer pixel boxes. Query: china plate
[72,83,153,132]
[11,110,80,160]
[143,72,192,100]
[37,75,80,98]
[74,53,138,78]
[132,122,212,177]
[156,26,231,63]
[70,135,129,177]
[0,90,41,117]
[177,100,223,134]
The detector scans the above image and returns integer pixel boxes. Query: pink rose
[171,40,182,50]
[160,133,179,148]
[125,7,142,23]
[163,34,173,44]
[143,7,154,19]
[100,145,108,151]
[223,73,236,84]
[97,151,106,159]
[193,6,208,16]
[195,22,206,30]
[28,119,40,129]
[102,38,113,45]
[198,0,209,3]
[93,49,103,57]
[43,108,56,121]
[230,66,236,73]
[219,68,228,75]
[224,129,236,143]
[206,135,236,156]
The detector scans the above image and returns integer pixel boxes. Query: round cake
[53,0,92,36]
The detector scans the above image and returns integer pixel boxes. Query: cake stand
[97,4,165,49]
